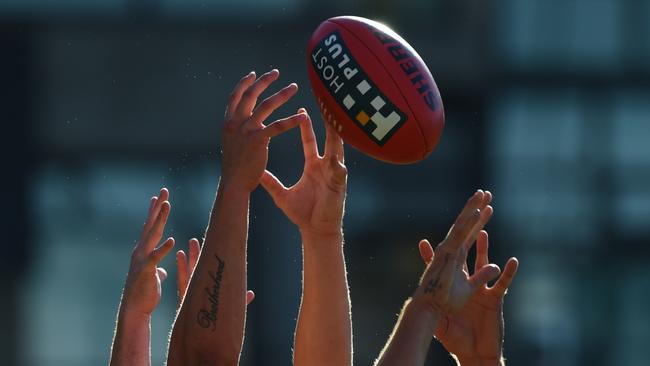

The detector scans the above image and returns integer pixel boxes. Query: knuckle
[222,120,237,133]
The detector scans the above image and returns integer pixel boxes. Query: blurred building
[1,0,649,365]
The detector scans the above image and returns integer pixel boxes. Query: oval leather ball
[307,16,445,164]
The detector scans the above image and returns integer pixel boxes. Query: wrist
[218,178,253,198]
[299,227,344,250]
[299,226,343,240]
[403,297,442,331]
[118,305,152,324]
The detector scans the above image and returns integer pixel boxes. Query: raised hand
[176,238,255,307]
[420,230,519,364]
[110,188,176,366]
[412,190,500,319]
[122,188,176,316]
[260,108,347,237]
[220,69,306,193]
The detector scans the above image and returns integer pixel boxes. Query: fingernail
[289,83,298,89]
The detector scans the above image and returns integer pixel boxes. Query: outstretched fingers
[226,71,256,119]
[143,188,169,235]
[444,191,485,245]
[261,113,305,139]
[149,237,175,266]
[176,249,189,301]
[234,69,280,120]
[442,206,482,254]
[468,263,501,290]
[298,108,319,160]
[474,230,490,273]
[491,257,519,297]
[143,200,171,252]
[188,238,200,273]
[250,83,298,127]
[462,191,494,251]
[324,119,344,163]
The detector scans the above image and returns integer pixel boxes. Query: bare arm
[167,69,303,366]
[110,188,175,366]
[375,190,500,366]
[261,110,352,366]
[374,299,440,366]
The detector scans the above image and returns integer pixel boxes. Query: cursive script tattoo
[197,254,225,331]
[424,253,452,295]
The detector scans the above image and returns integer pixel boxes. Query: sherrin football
[307,16,444,164]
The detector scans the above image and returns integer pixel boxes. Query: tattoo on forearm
[424,253,452,295]
[197,254,225,331]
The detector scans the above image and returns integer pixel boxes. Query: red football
[306,16,445,164]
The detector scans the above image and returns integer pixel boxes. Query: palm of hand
[276,159,345,232]
[219,70,304,193]
[122,188,175,316]
[261,109,347,235]
[431,229,518,361]
[124,262,166,315]
[220,125,271,192]
[436,286,503,359]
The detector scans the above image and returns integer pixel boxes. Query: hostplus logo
[311,31,407,145]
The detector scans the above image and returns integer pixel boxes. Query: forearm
[293,230,352,366]
[168,181,249,365]
[110,303,151,366]
[374,298,439,366]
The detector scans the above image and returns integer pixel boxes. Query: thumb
[418,239,434,264]
[246,290,255,305]
[260,170,287,202]
[157,267,168,282]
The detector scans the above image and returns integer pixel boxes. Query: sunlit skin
[375,190,518,366]
[167,69,304,366]
[176,238,255,307]
[420,230,518,365]
[261,109,352,366]
[109,188,176,366]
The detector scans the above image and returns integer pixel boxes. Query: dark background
[2,0,649,365]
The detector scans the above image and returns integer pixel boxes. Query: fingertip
[507,257,519,271]
[161,200,171,212]
[484,190,493,201]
